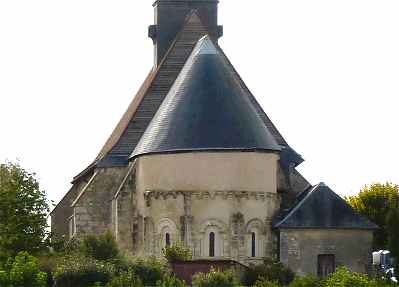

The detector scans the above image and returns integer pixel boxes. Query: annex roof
[274,183,378,230]
[130,36,281,159]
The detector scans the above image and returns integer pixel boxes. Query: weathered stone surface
[73,167,127,236]
[280,229,373,275]
[131,152,281,264]
[50,176,89,240]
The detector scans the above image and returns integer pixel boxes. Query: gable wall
[50,177,89,241]
[73,167,127,236]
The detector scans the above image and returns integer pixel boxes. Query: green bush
[289,274,320,287]
[0,252,47,287]
[156,274,188,287]
[54,255,115,287]
[162,243,192,263]
[81,231,120,261]
[323,267,374,287]
[129,257,169,286]
[243,259,295,286]
[192,268,241,287]
[0,270,8,286]
[106,268,143,287]
[253,277,280,287]
[38,254,58,287]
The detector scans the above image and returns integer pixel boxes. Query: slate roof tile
[274,183,378,230]
[131,36,281,158]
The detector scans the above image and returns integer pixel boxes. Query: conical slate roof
[274,183,378,230]
[131,36,281,159]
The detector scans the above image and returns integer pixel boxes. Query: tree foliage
[106,268,143,287]
[192,268,241,287]
[346,182,399,249]
[162,242,192,263]
[156,274,187,287]
[386,208,399,270]
[81,231,120,261]
[54,254,115,287]
[0,251,47,287]
[253,277,281,287]
[288,274,320,287]
[243,259,295,286]
[0,161,50,261]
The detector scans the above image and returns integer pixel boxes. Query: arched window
[165,233,171,247]
[209,232,215,257]
[251,232,256,257]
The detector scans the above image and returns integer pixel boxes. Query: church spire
[149,0,223,66]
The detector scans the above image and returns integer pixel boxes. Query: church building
[51,0,377,276]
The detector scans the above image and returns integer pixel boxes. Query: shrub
[323,267,371,287]
[243,259,295,286]
[81,231,120,261]
[192,268,241,287]
[253,277,280,287]
[129,257,169,286]
[289,274,320,287]
[162,243,192,263]
[38,254,57,287]
[0,270,8,286]
[0,251,47,287]
[156,274,188,287]
[54,255,115,287]
[106,268,143,287]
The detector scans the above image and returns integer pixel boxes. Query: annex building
[51,0,377,276]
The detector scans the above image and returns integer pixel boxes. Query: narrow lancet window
[251,232,256,257]
[209,232,215,257]
[165,233,171,247]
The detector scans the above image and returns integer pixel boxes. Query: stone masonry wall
[51,176,90,241]
[112,166,136,254]
[280,229,373,276]
[73,167,127,236]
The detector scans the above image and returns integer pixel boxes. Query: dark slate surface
[131,36,281,159]
[274,183,378,230]
[89,12,210,172]
[74,9,302,182]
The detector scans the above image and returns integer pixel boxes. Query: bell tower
[149,0,223,66]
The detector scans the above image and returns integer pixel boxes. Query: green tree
[346,182,399,249]
[386,208,399,270]
[0,161,50,261]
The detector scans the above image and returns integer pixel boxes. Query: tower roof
[274,183,378,230]
[72,10,302,182]
[130,36,281,159]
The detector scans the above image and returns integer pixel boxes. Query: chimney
[149,0,223,66]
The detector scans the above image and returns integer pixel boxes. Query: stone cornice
[144,190,278,202]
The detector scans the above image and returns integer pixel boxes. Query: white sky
[0,0,398,205]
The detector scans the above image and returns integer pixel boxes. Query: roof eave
[129,147,281,161]
[274,225,379,231]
